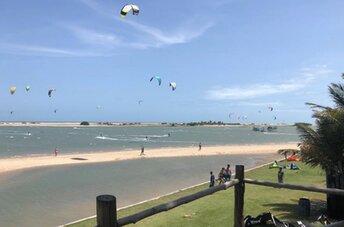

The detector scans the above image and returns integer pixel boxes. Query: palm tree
[297,74,344,219]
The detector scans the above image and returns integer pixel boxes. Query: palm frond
[329,83,344,107]
[305,102,332,110]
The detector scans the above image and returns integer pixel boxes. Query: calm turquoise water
[0,125,299,157]
[0,126,299,227]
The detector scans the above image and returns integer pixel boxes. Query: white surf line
[60,159,283,227]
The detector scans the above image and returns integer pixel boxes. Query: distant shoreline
[0,121,292,127]
[0,143,298,174]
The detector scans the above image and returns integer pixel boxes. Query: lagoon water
[0,125,299,157]
[0,126,299,226]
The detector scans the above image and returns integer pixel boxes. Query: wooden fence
[95,165,344,227]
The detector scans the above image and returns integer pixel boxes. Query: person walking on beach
[54,147,59,156]
[199,142,202,151]
[209,171,215,187]
[278,167,284,183]
[140,146,145,156]
[218,167,225,184]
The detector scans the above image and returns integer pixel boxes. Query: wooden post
[234,165,244,227]
[96,195,117,227]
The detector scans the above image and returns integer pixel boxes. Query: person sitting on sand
[217,167,225,184]
[209,171,215,187]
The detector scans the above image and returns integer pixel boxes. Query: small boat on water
[267,126,277,132]
[252,126,265,132]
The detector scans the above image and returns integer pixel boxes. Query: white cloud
[119,19,213,47]
[65,26,123,47]
[236,101,283,107]
[0,42,104,57]
[77,0,213,48]
[206,65,333,100]
[276,108,310,113]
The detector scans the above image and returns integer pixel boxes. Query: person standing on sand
[209,171,215,187]
[199,142,202,151]
[54,147,59,156]
[140,146,145,156]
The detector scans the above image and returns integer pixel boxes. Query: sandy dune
[0,143,298,174]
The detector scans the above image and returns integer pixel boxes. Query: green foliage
[80,121,90,126]
[185,121,227,126]
[297,75,344,172]
[294,122,312,127]
[69,162,325,227]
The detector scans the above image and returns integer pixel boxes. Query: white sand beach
[0,143,298,174]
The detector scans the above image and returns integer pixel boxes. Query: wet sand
[0,143,297,174]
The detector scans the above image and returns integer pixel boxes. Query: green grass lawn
[69,162,326,227]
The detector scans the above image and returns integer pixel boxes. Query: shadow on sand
[71,157,88,161]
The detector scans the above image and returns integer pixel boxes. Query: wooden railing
[95,165,344,227]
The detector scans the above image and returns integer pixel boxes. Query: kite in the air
[273,116,277,120]
[268,106,273,111]
[25,85,30,92]
[138,100,143,105]
[48,89,55,97]
[10,86,16,95]
[120,4,139,18]
[54,109,57,113]
[169,82,177,91]
[10,111,14,115]
[150,76,161,86]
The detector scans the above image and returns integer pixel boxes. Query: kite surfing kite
[169,82,177,91]
[120,4,139,18]
[138,100,143,105]
[54,109,57,113]
[268,106,273,111]
[48,89,55,97]
[25,85,30,92]
[150,76,161,86]
[10,86,16,95]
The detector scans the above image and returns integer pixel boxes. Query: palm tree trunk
[326,163,344,219]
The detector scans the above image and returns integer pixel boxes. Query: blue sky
[0,0,343,123]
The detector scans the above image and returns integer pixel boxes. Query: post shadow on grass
[262,199,327,220]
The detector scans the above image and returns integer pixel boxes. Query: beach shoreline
[0,143,297,174]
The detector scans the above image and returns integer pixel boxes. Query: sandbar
[0,143,298,174]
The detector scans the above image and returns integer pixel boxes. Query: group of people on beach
[209,164,232,187]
